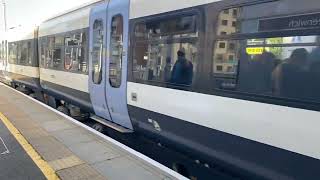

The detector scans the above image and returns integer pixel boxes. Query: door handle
[50,74,55,78]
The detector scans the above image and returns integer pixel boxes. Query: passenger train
[1,0,320,179]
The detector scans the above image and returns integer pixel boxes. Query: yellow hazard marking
[246,47,264,55]
[0,112,60,180]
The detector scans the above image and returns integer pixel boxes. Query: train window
[133,15,198,88]
[64,47,74,70]
[27,41,32,65]
[64,32,87,73]
[39,36,57,69]
[48,37,55,49]
[39,37,47,68]
[77,47,87,73]
[55,36,64,46]
[215,8,241,36]
[79,32,88,73]
[64,35,78,70]
[19,41,28,65]
[53,48,62,69]
[72,32,87,73]
[213,7,320,103]
[8,42,17,64]
[109,15,123,88]
[92,19,104,84]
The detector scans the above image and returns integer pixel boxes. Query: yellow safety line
[0,112,60,180]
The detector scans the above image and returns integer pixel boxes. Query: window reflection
[216,8,241,36]
[134,42,197,86]
[109,15,124,88]
[133,15,198,87]
[214,8,320,102]
[92,19,104,84]
[214,35,320,101]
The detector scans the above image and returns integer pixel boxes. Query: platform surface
[0,119,46,180]
[0,83,184,180]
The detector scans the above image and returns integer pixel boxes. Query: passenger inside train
[170,49,194,86]
[239,44,320,102]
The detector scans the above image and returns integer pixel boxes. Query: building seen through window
[213,8,240,78]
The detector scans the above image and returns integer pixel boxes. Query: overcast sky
[0,0,93,33]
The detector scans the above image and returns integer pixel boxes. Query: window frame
[39,29,88,74]
[109,14,124,88]
[130,9,202,90]
[209,4,320,112]
[91,19,104,85]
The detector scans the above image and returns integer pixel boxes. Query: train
[1,0,320,179]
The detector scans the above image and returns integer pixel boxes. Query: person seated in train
[303,47,320,101]
[272,48,309,99]
[305,60,320,101]
[170,49,194,86]
[239,51,277,94]
[249,52,277,94]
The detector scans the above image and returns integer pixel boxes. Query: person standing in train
[170,49,193,86]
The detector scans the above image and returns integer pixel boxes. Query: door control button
[131,93,137,102]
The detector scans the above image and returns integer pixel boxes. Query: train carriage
[4,26,40,92]
[128,0,320,179]
[3,0,320,179]
[37,1,101,115]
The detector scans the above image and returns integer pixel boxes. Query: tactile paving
[56,164,106,180]
[49,155,84,171]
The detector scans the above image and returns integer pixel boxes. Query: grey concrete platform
[0,83,186,180]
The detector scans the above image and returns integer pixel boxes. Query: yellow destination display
[246,47,264,55]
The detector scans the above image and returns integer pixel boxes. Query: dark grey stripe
[41,80,93,112]
[7,72,41,90]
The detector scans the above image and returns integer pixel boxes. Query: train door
[89,4,112,121]
[105,0,133,130]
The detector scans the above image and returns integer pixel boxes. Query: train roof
[6,25,38,42]
[39,0,104,37]
[38,0,223,37]
[129,0,222,19]
[43,0,104,23]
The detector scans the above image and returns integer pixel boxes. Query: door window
[109,15,123,88]
[92,19,104,84]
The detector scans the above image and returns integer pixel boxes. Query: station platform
[0,83,187,180]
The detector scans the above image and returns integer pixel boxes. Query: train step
[90,115,133,133]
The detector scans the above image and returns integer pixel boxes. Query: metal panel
[105,0,133,130]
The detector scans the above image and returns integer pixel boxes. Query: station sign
[259,12,320,31]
